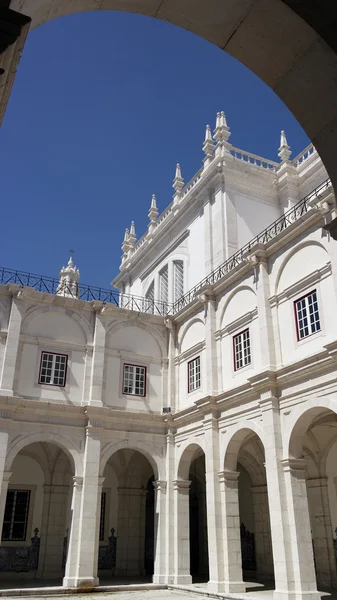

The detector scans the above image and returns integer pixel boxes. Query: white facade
[0,114,337,599]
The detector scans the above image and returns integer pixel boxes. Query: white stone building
[0,113,337,600]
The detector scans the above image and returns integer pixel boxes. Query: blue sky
[1,10,310,289]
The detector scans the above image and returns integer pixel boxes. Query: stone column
[164,319,176,412]
[255,255,276,370]
[307,477,337,588]
[89,307,106,407]
[172,479,192,585]
[115,487,147,576]
[204,415,224,592]
[0,292,25,395]
[202,293,218,396]
[63,425,102,588]
[281,458,320,600]
[152,480,167,584]
[0,431,9,533]
[252,484,274,581]
[219,470,245,593]
[63,476,83,586]
[165,430,175,584]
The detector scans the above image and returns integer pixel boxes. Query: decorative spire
[148,194,158,222]
[173,163,184,193]
[278,130,292,162]
[214,110,231,146]
[56,251,80,298]
[121,228,130,254]
[202,124,214,157]
[128,221,137,247]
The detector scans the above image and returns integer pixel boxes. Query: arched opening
[99,448,155,583]
[0,441,73,585]
[224,429,275,589]
[288,406,337,589]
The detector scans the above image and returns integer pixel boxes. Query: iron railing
[0,177,332,318]
[0,268,172,317]
[172,177,332,313]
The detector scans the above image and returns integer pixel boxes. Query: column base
[273,589,321,600]
[208,580,226,593]
[224,580,246,593]
[63,576,99,588]
[152,574,167,584]
[172,574,192,585]
[0,390,13,397]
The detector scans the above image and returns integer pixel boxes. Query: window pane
[159,266,169,304]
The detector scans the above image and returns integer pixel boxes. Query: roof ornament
[129,221,137,247]
[56,250,80,298]
[214,111,231,156]
[148,193,159,223]
[278,130,292,162]
[203,124,215,169]
[173,163,184,208]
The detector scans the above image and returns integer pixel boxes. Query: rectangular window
[145,281,155,314]
[173,260,184,302]
[159,265,169,304]
[233,329,251,371]
[188,356,201,392]
[123,364,146,397]
[39,352,67,387]
[294,290,321,340]
[2,489,31,541]
[99,492,106,541]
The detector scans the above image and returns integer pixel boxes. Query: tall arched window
[159,265,169,304]
[145,281,155,314]
[173,260,184,302]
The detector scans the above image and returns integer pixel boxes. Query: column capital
[306,477,328,488]
[259,395,279,411]
[173,479,191,493]
[153,480,167,492]
[2,471,12,483]
[281,458,306,476]
[98,476,105,489]
[218,470,240,483]
[251,484,268,494]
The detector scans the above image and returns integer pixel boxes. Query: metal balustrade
[0,177,332,318]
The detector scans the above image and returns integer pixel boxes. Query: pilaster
[255,254,276,370]
[0,470,11,535]
[152,480,167,584]
[88,306,106,407]
[0,291,25,395]
[172,479,192,584]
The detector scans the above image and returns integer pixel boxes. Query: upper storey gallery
[112,112,328,306]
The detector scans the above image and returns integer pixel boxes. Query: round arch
[105,318,166,358]
[285,399,337,460]
[274,240,330,296]
[218,284,257,330]
[178,318,205,354]
[222,421,265,472]
[5,431,83,476]
[21,304,93,345]
[99,438,164,480]
[7,0,337,189]
[176,441,205,480]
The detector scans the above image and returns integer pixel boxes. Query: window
[99,492,106,541]
[159,265,169,304]
[39,352,67,386]
[294,290,321,340]
[2,490,30,541]
[233,329,251,371]
[173,260,184,302]
[145,281,155,314]
[123,364,146,397]
[188,356,201,392]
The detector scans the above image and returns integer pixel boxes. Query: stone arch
[222,421,265,472]
[238,448,266,486]
[5,431,82,476]
[274,240,329,296]
[176,440,205,480]
[285,399,337,460]
[100,439,164,480]
[178,318,205,354]
[218,285,257,330]
[22,304,92,344]
[105,318,165,358]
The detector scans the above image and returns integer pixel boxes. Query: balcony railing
[0,268,172,317]
[172,177,332,314]
[0,177,332,318]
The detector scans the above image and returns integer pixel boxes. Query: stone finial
[214,110,231,142]
[173,163,184,193]
[278,130,292,162]
[148,194,158,223]
[202,124,214,157]
[128,221,137,247]
[121,228,130,254]
[56,253,80,299]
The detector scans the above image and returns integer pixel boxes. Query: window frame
[294,289,321,341]
[1,489,31,542]
[99,491,107,542]
[187,356,201,393]
[233,328,252,372]
[122,363,147,398]
[38,351,68,388]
